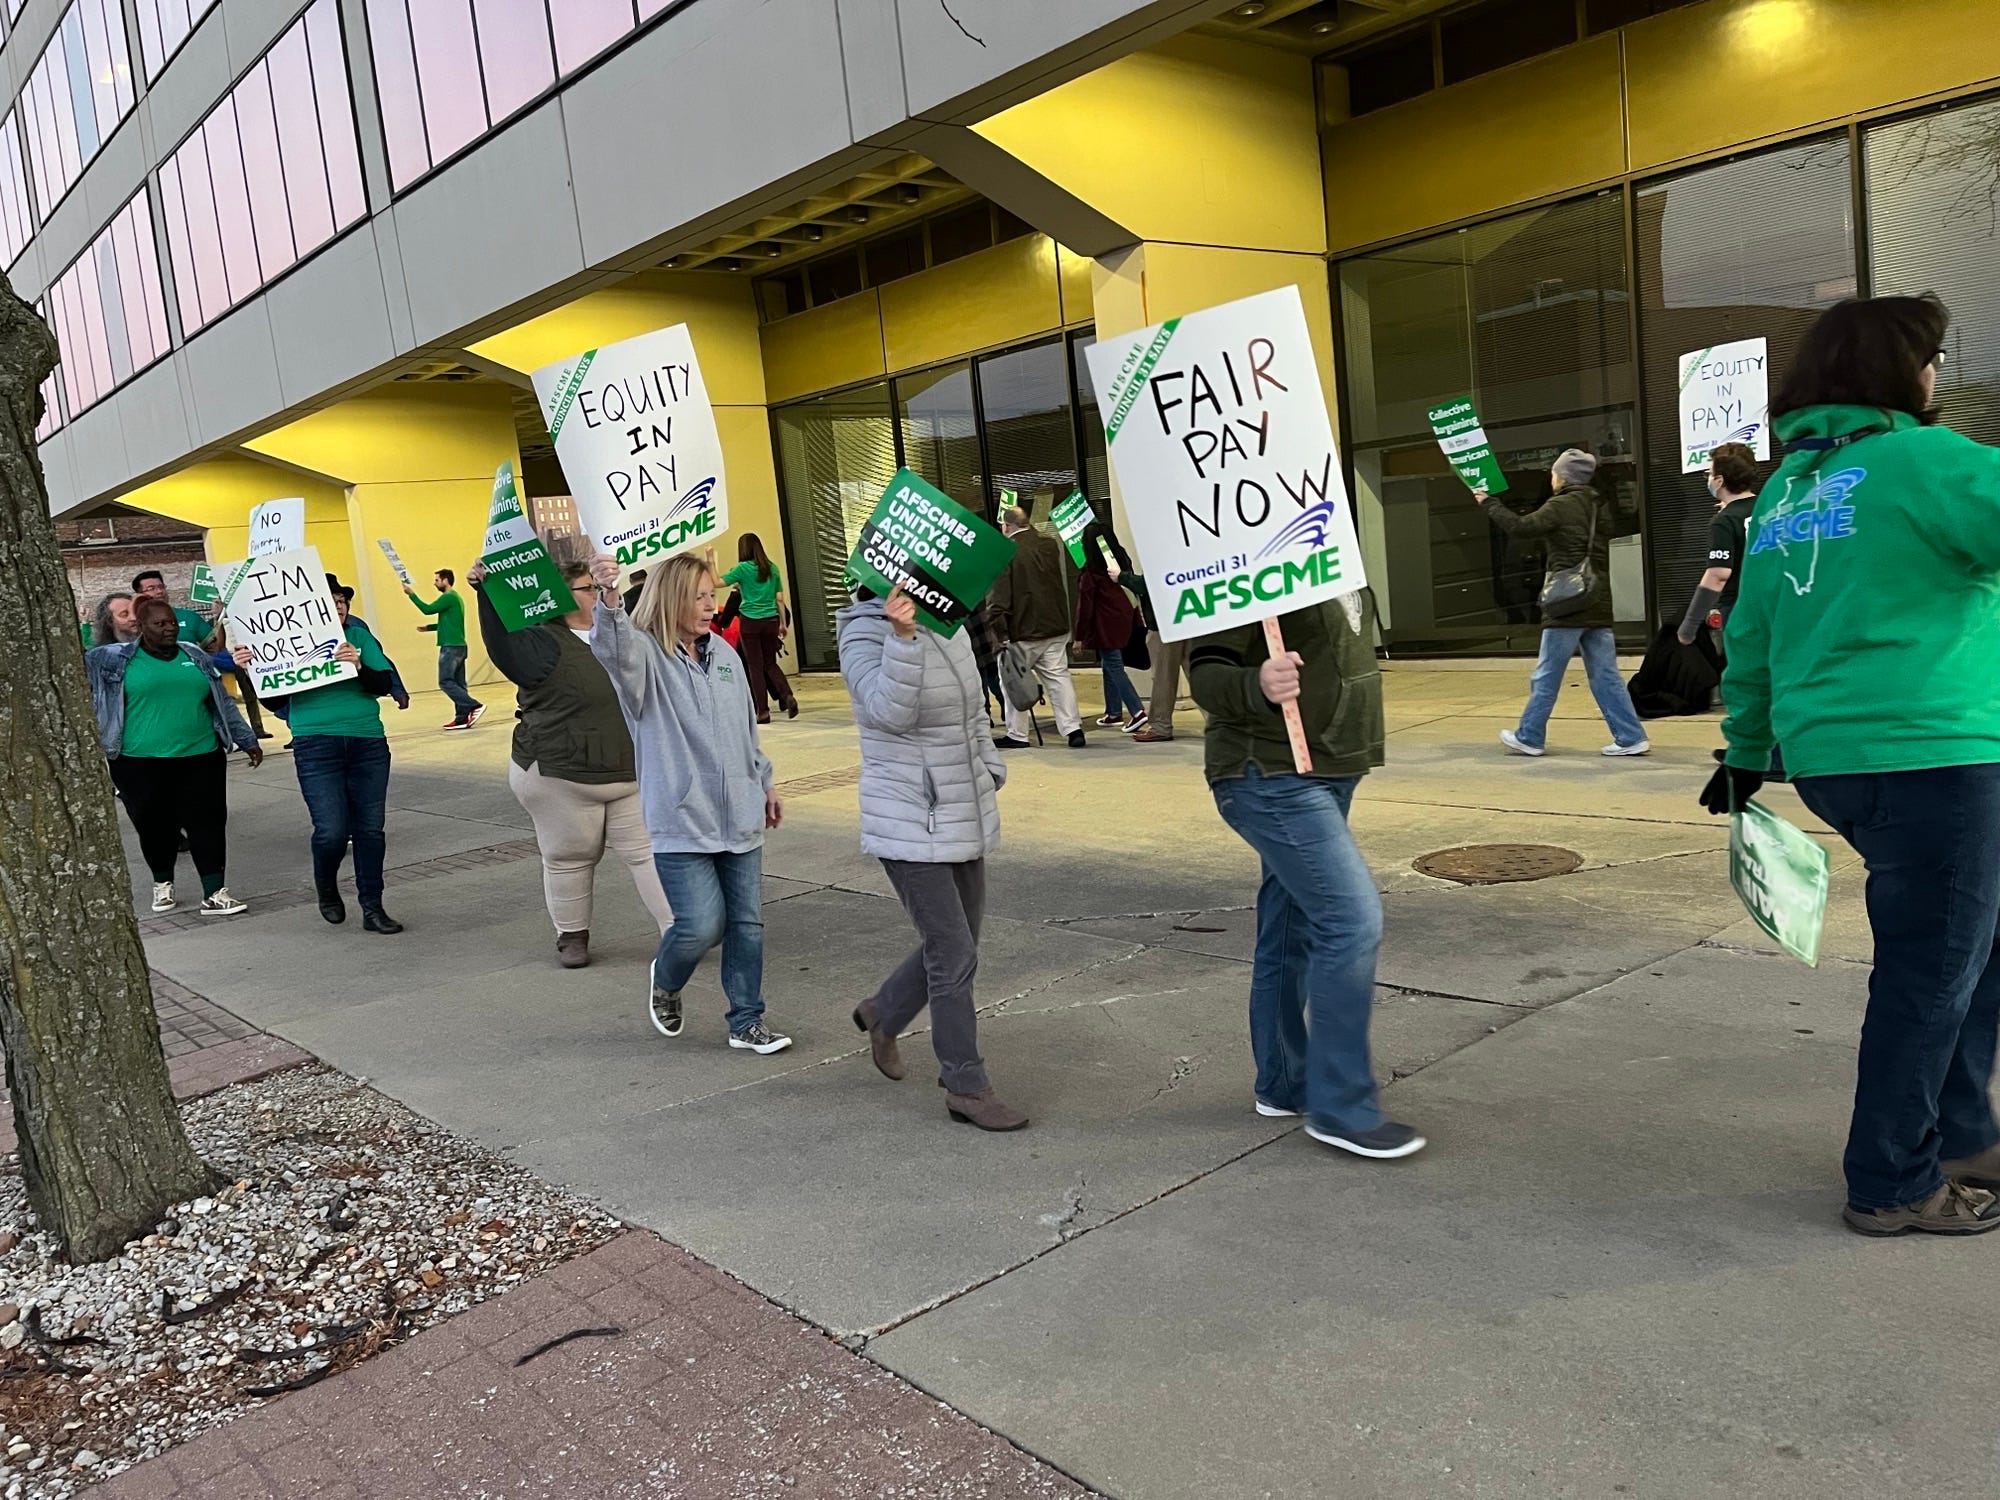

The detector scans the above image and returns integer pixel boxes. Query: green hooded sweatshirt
[1722,403,2000,779]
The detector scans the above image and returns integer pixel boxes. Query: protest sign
[1427,395,1509,494]
[480,462,574,632]
[1050,489,1094,567]
[223,546,354,697]
[189,563,219,603]
[1678,337,1770,473]
[376,537,413,588]
[530,323,727,570]
[1084,284,1363,772]
[1730,797,1830,966]
[247,496,304,557]
[843,469,1016,637]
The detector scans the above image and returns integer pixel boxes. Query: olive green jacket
[1481,482,1614,629]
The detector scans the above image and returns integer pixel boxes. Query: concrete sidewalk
[125,660,1991,1499]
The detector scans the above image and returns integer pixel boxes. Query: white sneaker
[1254,1100,1300,1118]
[150,881,177,913]
[1499,730,1544,758]
[1602,740,1652,757]
[199,888,248,917]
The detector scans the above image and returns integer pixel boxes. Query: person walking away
[1473,449,1649,757]
[88,595,263,915]
[1189,589,1424,1161]
[1124,555,1183,743]
[238,589,405,933]
[1703,293,2000,1237]
[1676,440,1762,648]
[472,556,671,968]
[839,582,1026,1130]
[988,504,1084,749]
[589,552,792,1054]
[1074,538,1144,730]
[720,533,797,722]
[964,599,1004,725]
[406,568,484,730]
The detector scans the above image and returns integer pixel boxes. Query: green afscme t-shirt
[285,622,391,740]
[122,646,217,758]
[722,561,783,619]
[174,607,215,649]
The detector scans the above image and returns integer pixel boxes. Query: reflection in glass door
[772,382,897,670]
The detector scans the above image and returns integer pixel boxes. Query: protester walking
[989,504,1084,749]
[1703,294,2000,1237]
[589,551,792,1054]
[471,556,671,969]
[238,589,404,934]
[1074,537,1145,731]
[1676,440,1762,648]
[406,568,484,730]
[839,582,1026,1130]
[1189,590,1424,1161]
[88,595,263,915]
[1473,450,1649,757]
[721,533,797,723]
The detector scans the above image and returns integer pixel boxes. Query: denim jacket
[86,641,257,758]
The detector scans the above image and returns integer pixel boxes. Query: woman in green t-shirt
[720,533,797,723]
[86,595,263,916]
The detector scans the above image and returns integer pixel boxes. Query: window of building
[1634,137,1855,620]
[135,0,221,80]
[44,186,171,419]
[1866,95,2000,447]
[927,202,992,266]
[1440,0,1577,85]
[806,252,863,308]
[755,270,807,322]
[20,0,136,223]
[994,205,1034,244]
[365,0,678,192]
[771,381,899,668]
[1341,31,1433,117]
[1339,192,1639,653]
[896,361,982,510]
[1584,0,1701,34]
[980,338,1077,523]
[864,226,924,288]
[0,113,36,267]
[159,0,366,335]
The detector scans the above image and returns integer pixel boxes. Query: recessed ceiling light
[760,242,783,257]
[716,257,742,272]
[1233,2,1267,16]
[1310,19,1339,35]
[847,206,870,225]
[800,224,824,242]
[896,184,922,205]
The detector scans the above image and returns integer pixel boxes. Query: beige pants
[1003,636,1083,739]
[507,759,671,935]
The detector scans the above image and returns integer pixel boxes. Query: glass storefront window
[979,337,1077,526]
[1635,137,1855,620]
[774,382,899,670]
[896,361,982,512]
[1866,97,2000,447]
[1339,192,1639,653]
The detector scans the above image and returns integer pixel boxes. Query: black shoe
[361,906,404,935]
[317,885,347,924]
[1304,1120,1426,1160]
[255,729,273,740]
[1067,730,1088,748]
[994,737,1033,751]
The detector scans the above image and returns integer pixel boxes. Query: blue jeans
[1099,647,1145,719]
[1793,765,2000,1210]
[437,646,480,717]
[1515,626,1645,749]
[652,849,766,1034]
[292,735,391,904]
[1212,765,1384,1135]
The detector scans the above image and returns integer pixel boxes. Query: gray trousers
[1147,632,1186,733]
[873,858,989,1094]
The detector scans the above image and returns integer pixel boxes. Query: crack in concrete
[1042,904,1255,928]
[1365,794,1722,831]
[1139,1056,1200,1108]
[1037,1172,1088,1239]
[980,944,1147,1016]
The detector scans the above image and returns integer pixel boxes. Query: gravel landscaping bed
[0,1065,622,1498]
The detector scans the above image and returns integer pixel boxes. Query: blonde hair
[631,552,715,650]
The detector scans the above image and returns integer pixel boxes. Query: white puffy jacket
[837,597,1004,864]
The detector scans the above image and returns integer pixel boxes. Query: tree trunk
[0,272,218,1261]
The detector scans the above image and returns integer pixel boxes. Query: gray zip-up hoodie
[590,602,773,855]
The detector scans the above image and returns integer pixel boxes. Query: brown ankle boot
[946,1088,1028,1131]
[852,1000,904,1080]
[556,929,590,969]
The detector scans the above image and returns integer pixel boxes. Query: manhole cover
[1412,844,1583,885]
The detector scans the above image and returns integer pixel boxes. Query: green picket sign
[1729,797,1831,966]
[481,462,574,632]
[844,469,1017,637]
[1427,394,1509,495]
[189,563,219,603]
[1050,489,1093,567]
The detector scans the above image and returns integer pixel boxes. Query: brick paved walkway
[0,973,310,1157]
[95,1231,1091,1499]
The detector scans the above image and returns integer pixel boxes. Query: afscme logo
[613,505,718,565]
[260,659,348,689]
[1173,545,1345,623]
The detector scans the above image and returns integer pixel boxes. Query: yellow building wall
[976,34,1325,255]
[760,291,889,405]
[1323,0,2000,255]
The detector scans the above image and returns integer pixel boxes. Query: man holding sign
[1086,284,1422,1162]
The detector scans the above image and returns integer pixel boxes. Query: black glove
[1700,758,1765,815]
